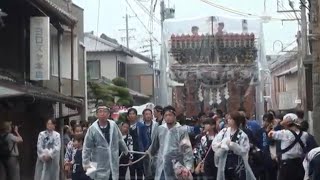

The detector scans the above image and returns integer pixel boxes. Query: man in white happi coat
[148,105,193,180]
[83,105,128,180]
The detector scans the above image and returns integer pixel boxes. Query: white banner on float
[30,16,50,80]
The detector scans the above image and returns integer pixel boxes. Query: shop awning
[276,65,298,77]
[0,86,24,98]
[0,79,82,108]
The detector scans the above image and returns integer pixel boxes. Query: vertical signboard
[30,17,50,80]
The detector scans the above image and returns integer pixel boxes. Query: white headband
[97,106,109,110]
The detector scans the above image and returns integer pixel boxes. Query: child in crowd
[64,124,83,178]
[72,134,91,180]
[119,121,134,180]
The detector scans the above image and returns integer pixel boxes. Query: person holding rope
[127,108,148,180]
[142,108,159,180]
[118,121,134,180]
[148,105,194,180]
[82,105,128,180]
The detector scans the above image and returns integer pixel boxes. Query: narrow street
[0,0,319,180]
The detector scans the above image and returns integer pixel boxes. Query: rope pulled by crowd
[119,150,149,167]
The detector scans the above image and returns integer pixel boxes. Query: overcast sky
[73,0,302,56]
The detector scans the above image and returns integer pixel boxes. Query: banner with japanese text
[30,16,50,80]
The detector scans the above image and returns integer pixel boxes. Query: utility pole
[283,0,307,113]
[150,38,154,62]
[119,13,136,48]
[149,37,158,104]
[310,0,320,143]
[126,14,129,48]
[158,0,175,106]
[159,0,167,106]
[149,0,158,104]
[299,0,308,116]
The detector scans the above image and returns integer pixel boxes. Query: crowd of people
[1,104,320,180]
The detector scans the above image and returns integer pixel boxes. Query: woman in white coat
[211,111,256,180]
[34,118,61,180]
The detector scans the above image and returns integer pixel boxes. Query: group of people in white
[1,104,320,180]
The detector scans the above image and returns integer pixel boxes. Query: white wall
[51,33,79,80]
[87,52,121,80]
[286,73,298,91]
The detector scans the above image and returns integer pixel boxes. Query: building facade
[0,0,86,179]
[267,49,299,111]
[84,32,155,101]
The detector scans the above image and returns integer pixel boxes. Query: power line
[133,0,161,25]
[149,0,155,31]
[276,40,297,54]
[300,0,309,10]
[289,0,301,25]
[125,0,160,43]
[278,2,296,20]
[200,0,289,21]
[200,0,252,17]
[153,0,158,12]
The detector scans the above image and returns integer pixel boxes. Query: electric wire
[278,2,296,20]
[153,0,158,12]
[133,0,161,25]
[200,0,252,17]
[125,0,160,43]
[135,0,153,15]
[149,0,154,30]
[288,0,301,25]
[300,0,310,10]
[200,0,291,21]
[274,40,297,54]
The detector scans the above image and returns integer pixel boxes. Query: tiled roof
[84,33,129,53]
[268,47,298,71]
[31,0,78,26]
[84,33,154,63]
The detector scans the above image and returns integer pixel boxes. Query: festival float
[163,16,265,117]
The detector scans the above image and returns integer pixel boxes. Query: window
[277,76,286,93]
[87,60,101,80]
[118,61,126,79]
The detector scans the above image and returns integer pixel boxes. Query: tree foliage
[88,78,134,107]
[112,77,128,87]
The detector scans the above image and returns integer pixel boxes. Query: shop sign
[30,16,50,80]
